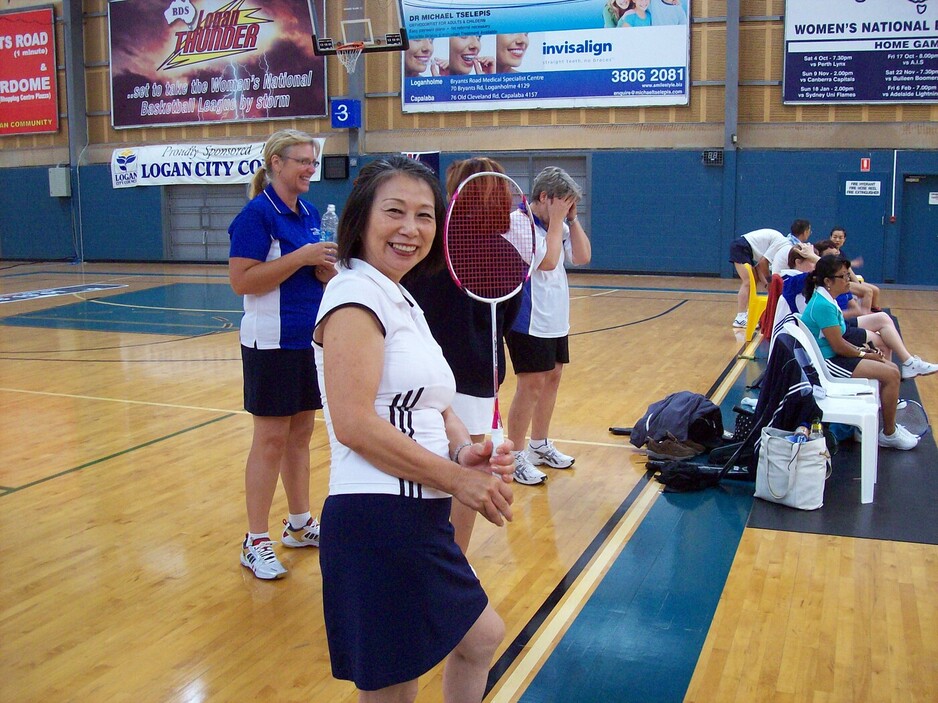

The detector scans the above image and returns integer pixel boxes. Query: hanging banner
[783,0,938,104]
[0,7,59,136]
[110,139,325,188]
[108,0,327,128]
[401,3,691,114]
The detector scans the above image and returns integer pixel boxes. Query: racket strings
[447,192,534,301]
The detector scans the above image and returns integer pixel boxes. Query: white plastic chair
[782,317,880,503]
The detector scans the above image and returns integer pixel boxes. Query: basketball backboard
[309,0,408,56]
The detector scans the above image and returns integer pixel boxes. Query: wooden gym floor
[1,262,936,702]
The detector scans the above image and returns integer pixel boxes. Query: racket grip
[490,427,505,451]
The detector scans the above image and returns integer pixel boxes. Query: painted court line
[0,387,248,415]
[489,481,661,703]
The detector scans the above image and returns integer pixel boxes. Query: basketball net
[336,42,364,74]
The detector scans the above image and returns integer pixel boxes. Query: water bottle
[809,419,823,440]
[320,204,338,242]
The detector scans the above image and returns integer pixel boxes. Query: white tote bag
[754,427,831,510]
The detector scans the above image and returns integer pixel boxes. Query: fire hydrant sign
[0,7,59,136]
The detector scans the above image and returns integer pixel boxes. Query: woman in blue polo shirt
[801,254,916,451]
[228,129,338,579]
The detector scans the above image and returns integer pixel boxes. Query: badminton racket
[444,171,536,449]
[894,398,929,438]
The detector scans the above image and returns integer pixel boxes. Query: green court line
[1,413,236,496]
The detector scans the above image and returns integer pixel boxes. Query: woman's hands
[452,439,515,526]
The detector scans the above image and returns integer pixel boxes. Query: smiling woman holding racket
[312,156,514,702]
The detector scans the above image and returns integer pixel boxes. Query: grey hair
[531,166,583,202]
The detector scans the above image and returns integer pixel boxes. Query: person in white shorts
[727,227,786,328]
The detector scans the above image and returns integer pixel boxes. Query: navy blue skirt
[320,494,488,691]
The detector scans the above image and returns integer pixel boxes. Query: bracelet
[858,349,866,359]
[567,216,578,225]
[450,441,472,464]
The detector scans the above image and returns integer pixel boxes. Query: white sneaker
[528,440,575,469]
[241,536,287,580]
[732,313,748,328]
[901,356,938,380]
[281,517,320,548]
[513,451,548,485]
[878,426,918,450]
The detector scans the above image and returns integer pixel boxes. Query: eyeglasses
[829,274,851,281]
[281,155,320,168]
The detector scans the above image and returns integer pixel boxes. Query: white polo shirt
[314,259,456,499]
[510,211,573,338]
[741,228,785,261]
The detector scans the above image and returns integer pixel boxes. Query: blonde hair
[249,129,320,199]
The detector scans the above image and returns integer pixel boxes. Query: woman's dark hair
[804,253,850,301]
[337,155,446,276]
[814,239,839,256]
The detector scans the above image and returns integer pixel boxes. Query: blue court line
[518,484,753,703]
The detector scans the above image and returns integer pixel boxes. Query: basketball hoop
[336,42,365,74]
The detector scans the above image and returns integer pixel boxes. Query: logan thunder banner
[108,0,326,128]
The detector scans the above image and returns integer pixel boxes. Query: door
[167,184,248,262]
[836,173,889,283]
[898,175,938,286]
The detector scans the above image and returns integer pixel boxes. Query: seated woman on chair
[792,250,938,381]
[801,255,922,451]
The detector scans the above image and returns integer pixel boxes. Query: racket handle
[490,427,505,451]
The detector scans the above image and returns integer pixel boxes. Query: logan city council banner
[108,0,326,128]
[783,0,938,104]
[110,139,325,188]
[400,1,690,113]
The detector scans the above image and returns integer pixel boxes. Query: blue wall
[3,150,936,284]
[0,167,75,260]
[78,165,164,260]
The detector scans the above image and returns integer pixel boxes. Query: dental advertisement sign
[108,0,326,128]
[110,139,325,188]
[783,0,938,104]
[401,1,690,113]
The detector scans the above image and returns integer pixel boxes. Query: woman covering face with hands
[312,156,514,702]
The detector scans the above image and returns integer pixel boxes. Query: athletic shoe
[878,425,918,450]
[513,451,548,485]
[282,517,321,548]
[900,356,938,380]
[528,440,575,469]
[241,536,287,580]
[732,313,748,328]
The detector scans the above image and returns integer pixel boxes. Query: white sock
[529,439,548,450]
[289,512,312,530]
[247,531,270,544]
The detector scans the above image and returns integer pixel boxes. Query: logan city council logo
[113,149,139,186]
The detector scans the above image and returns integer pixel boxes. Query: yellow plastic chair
[744,263,768,341]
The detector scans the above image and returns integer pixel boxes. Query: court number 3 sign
[330,99,362,129]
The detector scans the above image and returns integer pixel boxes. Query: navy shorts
[825,326,869,377]
[505,331,570,373]
[320,494,488,691]
[241,345,322,416]
[728,237,755,265]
